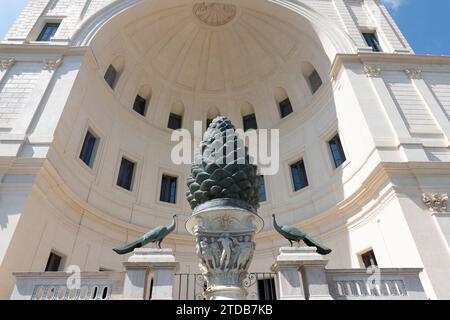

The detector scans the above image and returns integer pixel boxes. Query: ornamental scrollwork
[422,193,448,213]
[0,58,15,71]
[43,58,62,71]
[363,65,382,78]
[196,233,255,288]
[405,69,422,80]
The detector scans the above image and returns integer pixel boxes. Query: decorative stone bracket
[0,58,15,71]
[422,193,448,214]
[363,66,423,80]
[43,58,62,71]
[363,65,382,78]
[405,69,422,80]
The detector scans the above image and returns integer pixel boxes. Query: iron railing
[173,273,277,300]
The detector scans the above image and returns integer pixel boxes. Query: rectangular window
[79,130,98,168]
[160,175,178,204]
[117,158,136,191]
[168,113,183,130]
[259,176,267,202]
[279,98,293,118]
[243,113,258,131]
[361,250,378,268]
[36,23,60,41]
[45,252,63,272]
[308,69,323,94]
[104,64,118,89]
[363,32,382,53]
[329,134,346,168]
[133,95,147,116]
[290,160,309,192]
[257,278,277,301]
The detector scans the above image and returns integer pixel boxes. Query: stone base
[204,286,248,300]
[272,247,332,300]
[122,248,179,300]
[186,204,264,300]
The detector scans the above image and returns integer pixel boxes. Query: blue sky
[0,0,449,56]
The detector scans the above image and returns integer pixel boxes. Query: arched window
[206,106,220,128]
[301,62,322,94]
[168,101,184,130]
[104,56,124,90]
[133,84,152,116]
[275,87,293,119]
[241,102,257,132]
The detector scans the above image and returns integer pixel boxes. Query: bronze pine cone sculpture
[186,117,260,211]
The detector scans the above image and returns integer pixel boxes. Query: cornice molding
[0,157,45,172]
[0,43,87,56]
[331,53,450,80]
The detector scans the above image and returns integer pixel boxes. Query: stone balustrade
[11,272,125,300]
[10,248,428,300]
[326,268,426,300]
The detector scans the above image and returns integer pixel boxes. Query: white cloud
[381,0,406,10]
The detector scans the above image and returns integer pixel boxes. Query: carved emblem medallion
[193,2,237,27]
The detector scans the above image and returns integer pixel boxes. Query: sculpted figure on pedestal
[113,215,177,255]
[273,214,332,255]
[186,117,263,299]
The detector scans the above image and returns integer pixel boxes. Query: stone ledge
[125,248,177,264]
[275,247,329,264]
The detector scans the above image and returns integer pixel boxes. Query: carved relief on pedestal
[363,65,382,78]
[196,233,255,287]
[0,58,15,71]
[194,213,258,234]
[193,2,237,27]
[422,193,448,213]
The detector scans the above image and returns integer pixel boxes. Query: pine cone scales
[187,117,260,211]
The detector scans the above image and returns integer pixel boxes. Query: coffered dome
[120,2,310,95]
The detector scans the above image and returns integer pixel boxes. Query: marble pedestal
[272,247,332,300]
[186,199,264,300]
[122,248,179,300]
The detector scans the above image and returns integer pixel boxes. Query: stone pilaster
[12,57,62,135]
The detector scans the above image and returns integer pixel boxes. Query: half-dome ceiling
[122,2,312,94]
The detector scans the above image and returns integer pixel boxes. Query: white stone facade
[0,0,449,300]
